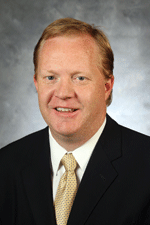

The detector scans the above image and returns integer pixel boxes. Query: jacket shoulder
[107,114,150,144]
[121,124,150,144]
[0,127,49,169]
[104,115,150,160]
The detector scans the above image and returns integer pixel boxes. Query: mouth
[55,107,78,112]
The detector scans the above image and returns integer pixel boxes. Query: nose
[55,77,75,100]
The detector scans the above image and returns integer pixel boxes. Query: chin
[57,129,77,137]
[50,125,80,138]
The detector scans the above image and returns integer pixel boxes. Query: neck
[49,118,106,151]
[51,132,91,152]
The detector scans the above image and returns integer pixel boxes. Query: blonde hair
[33,18,114,106]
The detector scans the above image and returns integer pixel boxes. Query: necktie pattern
[55,153,77,225]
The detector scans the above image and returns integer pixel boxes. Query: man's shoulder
[120,124,150,152]
[0,127,49,165]
[106,114,150,151]
[1,127,48,150]
[107,114,150,141]
[121,124,150,139]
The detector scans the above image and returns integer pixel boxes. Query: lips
[55,107,78,112]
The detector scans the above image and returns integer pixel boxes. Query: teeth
[56,108,75,112]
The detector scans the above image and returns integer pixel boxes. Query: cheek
[38,86,53,104]
[78,88,99,113]
[87,84,105,101]
[38,88,45,100]
[88,86,106,110]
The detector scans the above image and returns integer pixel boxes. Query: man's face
[34,35,113,143]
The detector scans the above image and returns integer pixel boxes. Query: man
[0,18,150,225]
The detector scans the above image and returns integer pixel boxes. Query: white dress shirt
[49,118,106,200]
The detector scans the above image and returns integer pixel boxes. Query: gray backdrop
[0,0,150,148]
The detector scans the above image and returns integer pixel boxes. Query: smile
[55,107,77,112]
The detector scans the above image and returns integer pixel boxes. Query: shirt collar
[49,117,106,176]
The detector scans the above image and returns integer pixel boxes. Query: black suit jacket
[1,115,150,225]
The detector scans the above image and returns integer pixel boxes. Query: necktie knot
[61,153,77,172]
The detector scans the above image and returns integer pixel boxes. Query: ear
[105,75,114,101]
[33,74,38,92]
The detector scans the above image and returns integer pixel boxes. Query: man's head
[33,17,114,106]
[33,18,114,150]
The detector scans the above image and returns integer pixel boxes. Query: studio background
[0,0,150,148]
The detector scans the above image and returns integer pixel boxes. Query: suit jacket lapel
[68,115,122,225]
[22,128,56,225]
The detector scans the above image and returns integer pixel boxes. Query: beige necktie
[55,153,77,225]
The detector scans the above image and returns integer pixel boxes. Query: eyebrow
[45,70,86,76]
[46,70,58,74]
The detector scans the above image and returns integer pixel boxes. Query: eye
[77,76,86,81]
[47,76,55,80]
[73,75,89,85]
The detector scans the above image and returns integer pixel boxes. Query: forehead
[39,34,99,60]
